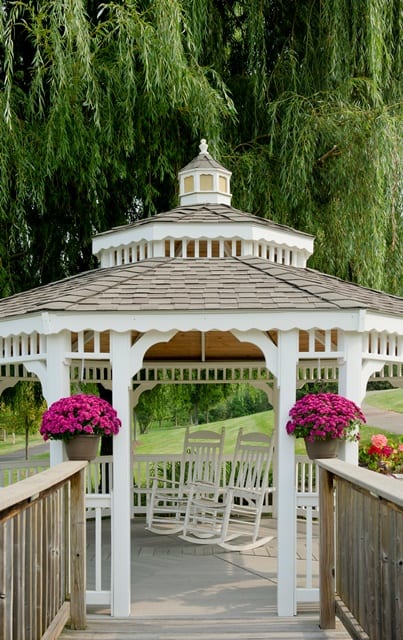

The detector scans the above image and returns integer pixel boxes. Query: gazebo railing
[0,458,50,487]
[1,454,319,607]
[0,461,87,640]
[318,459,403,639]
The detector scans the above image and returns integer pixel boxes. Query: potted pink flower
[286,392,365,459]
[40,393,121,460]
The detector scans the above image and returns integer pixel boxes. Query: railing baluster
[0,462,87,639]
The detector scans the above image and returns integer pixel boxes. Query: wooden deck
[60,615,351,639]
[60,517,351,639]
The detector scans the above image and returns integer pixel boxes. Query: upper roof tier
[92,140,314,269]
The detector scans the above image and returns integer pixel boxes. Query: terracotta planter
[65,434,100,461]
[304,437,338,460]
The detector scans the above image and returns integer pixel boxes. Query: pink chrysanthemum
[40,394,121,441]
[286,393,364,442]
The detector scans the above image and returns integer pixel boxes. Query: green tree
[0,0,234,295]
[2,382,45,459]
[170,385,193,427]
[1,1,402,297]
[199,0,403,293]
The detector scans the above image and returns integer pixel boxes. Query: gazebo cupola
[92,140,314,269]
[178,138,232,205]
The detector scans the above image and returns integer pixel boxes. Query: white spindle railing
[0,458,49,486]
[85,493,112,605]
[295,455,319,603]
[1,453,319,605]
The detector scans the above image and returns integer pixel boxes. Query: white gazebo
[1,139,403,617]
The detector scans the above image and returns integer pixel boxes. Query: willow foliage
[0,0,234,293]
[1,0,402,297]
[188,0,403,293]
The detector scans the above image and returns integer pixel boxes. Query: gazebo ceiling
[143,330,266,361]
[69,328,338,362]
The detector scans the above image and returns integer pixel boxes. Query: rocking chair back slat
[146,426,225,534]
[230,432,273,495]
[184,430,225,486]
[180,429,275,551]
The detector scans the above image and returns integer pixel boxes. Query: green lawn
[2,389,402,460]
[364,388,403,413]
[136,388,403,454]
[134,411,275,455]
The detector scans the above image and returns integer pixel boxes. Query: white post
[338,332,363,464]
[110,331,132,617]
[45,332,71,466]
[271,386,279,519]
[277,329,298,616]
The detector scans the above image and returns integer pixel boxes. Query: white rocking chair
[180,429,275,551]
[146,426,225,534]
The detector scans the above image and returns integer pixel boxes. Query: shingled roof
[0,256,402,318]
[94,203,312,240]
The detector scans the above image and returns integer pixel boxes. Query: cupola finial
[199,139,208,154]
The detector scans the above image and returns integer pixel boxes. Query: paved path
[362,401,403,435]
[0,442,49,462]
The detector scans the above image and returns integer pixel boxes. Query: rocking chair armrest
[226,486,263,500]
[189,480,218,490]
[185,481,225,503]
[185,480,221,495]
[149,476,181,488]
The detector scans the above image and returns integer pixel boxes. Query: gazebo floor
[60,517,351,639]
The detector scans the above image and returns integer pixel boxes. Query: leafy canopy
[0,0,402,295]
[0,0,234,293]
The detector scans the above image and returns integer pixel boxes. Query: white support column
[271,385,279,519]
[110,331,132,617]
[277,329,298,616]
[338,332,363,464]
[45,332,71,466]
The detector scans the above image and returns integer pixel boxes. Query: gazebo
[1,139,403,618]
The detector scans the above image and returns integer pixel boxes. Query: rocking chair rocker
[146,426,225,534]
[180,429,275,551]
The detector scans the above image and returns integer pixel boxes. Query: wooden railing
[0,461,87,640]
[318,459,403,639]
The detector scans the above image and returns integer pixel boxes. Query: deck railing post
[319,466,336,629]
[69,467,87,629]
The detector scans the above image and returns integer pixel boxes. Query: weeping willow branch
[317,145,341,164]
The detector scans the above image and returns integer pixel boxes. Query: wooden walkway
[60,517,351,639]
[61,615,351,639]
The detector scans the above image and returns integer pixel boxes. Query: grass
[364,388,403,413]
[136,389,403,455]
[1,389,402,461]
[135,411,275,455]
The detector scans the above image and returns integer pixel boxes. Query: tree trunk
[25,427,29,460]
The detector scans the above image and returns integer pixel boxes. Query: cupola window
[219,175,228,193]
[184,176,194,193]
[200,174,214,191]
